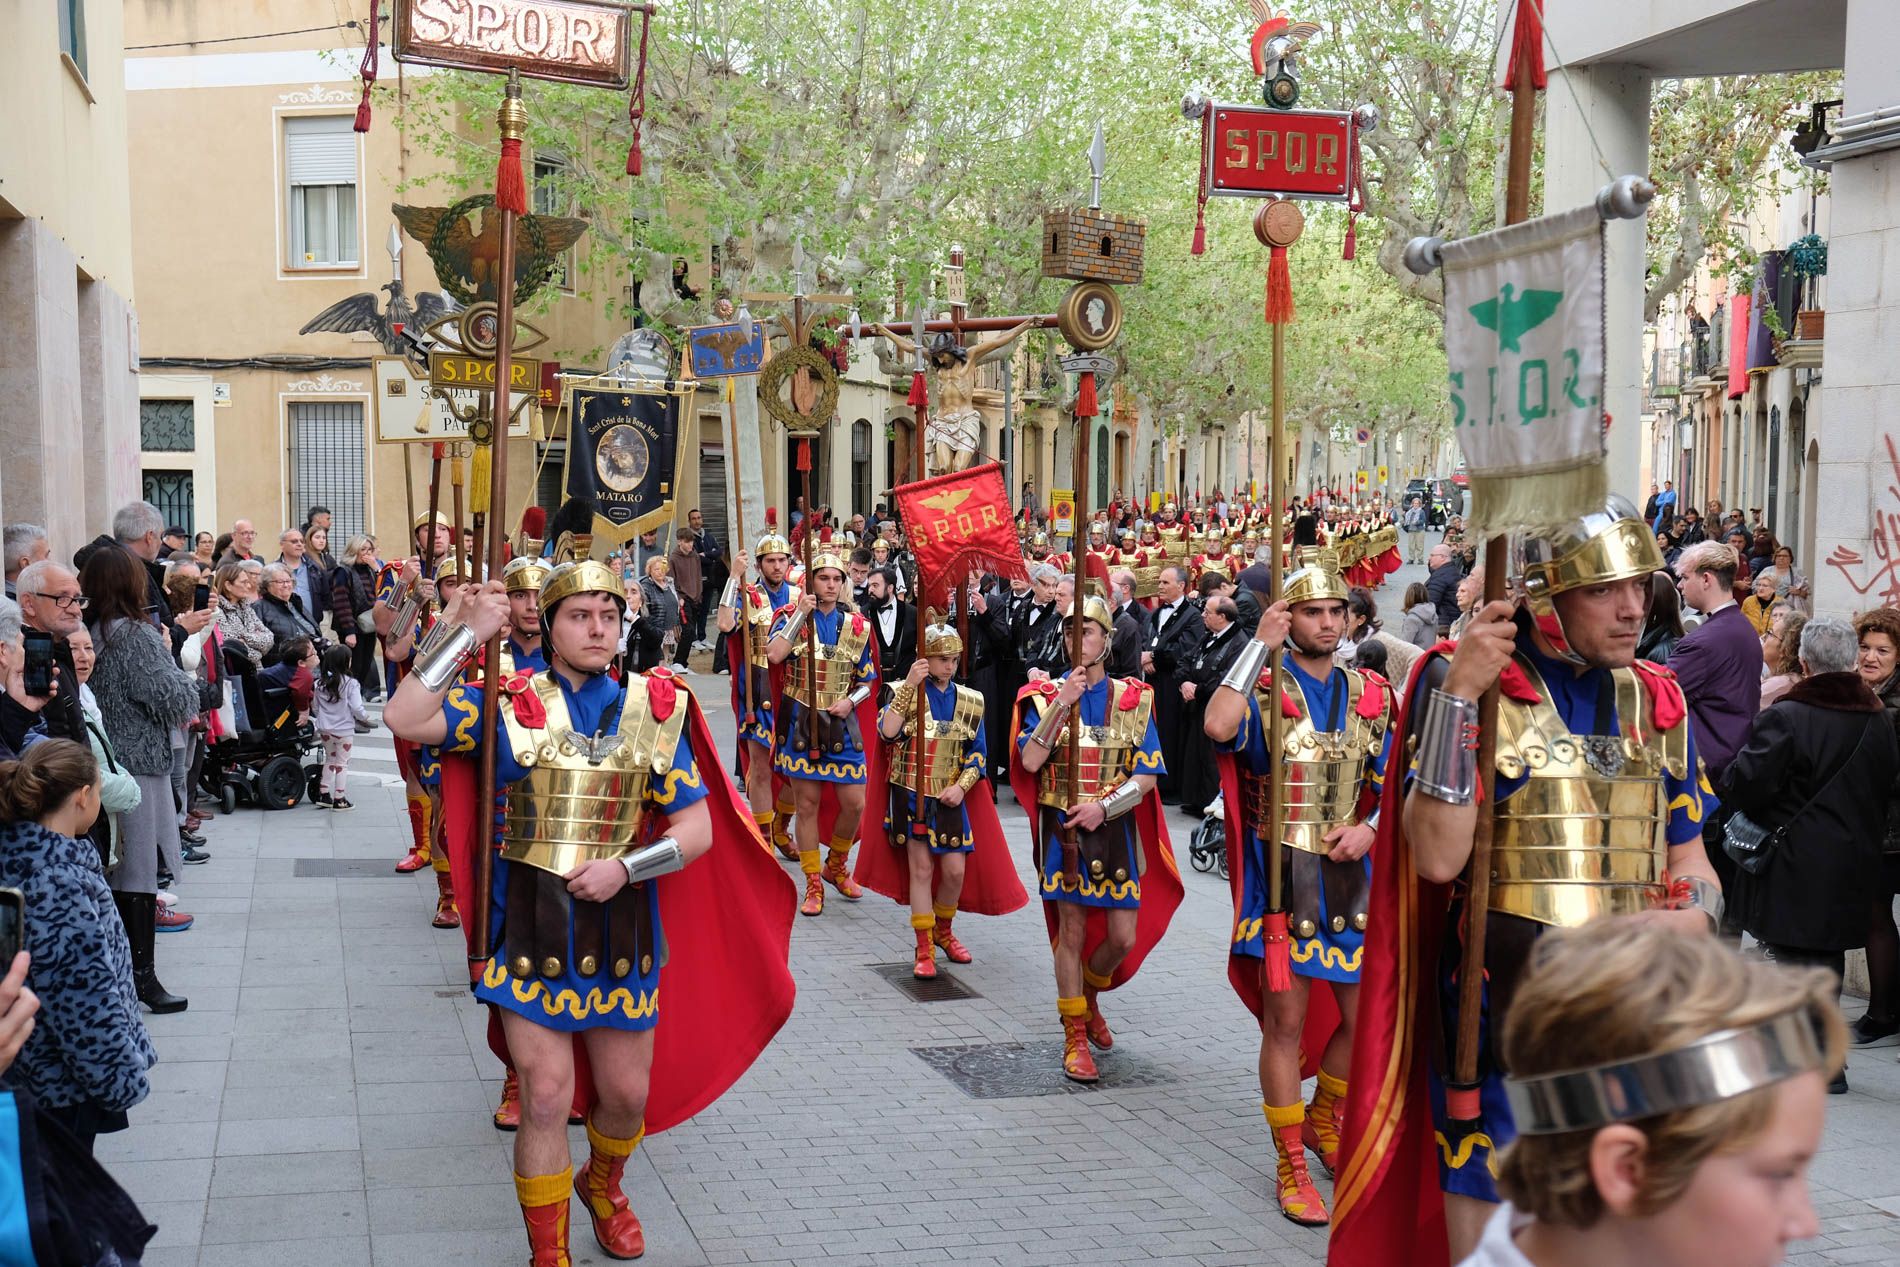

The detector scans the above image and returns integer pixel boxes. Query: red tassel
[907,371,929,408]
[1191,201,1207,256]
[1264,245,1295,325]
[796,438,812,473]
[1075,372,1098,419]
[1503,0,1548,91]
[1262,911,1294,993]
[495,137,527,214]
[352,0,379,134]
[1342,213,1357,261]
[626,5,652,177]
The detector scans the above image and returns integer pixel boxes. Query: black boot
[115,892,187,1014]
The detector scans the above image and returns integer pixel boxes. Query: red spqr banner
[892,462,1028,613]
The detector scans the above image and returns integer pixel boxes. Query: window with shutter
[285,116,360,268]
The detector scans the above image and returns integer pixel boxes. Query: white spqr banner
[1439,204,1608,539]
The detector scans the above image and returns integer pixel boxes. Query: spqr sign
[391,0,633,88]
[1203,104,1354,202]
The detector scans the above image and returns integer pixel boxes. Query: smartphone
[21,631,54,698]
[0,888,24,966]
[193,583,211,612]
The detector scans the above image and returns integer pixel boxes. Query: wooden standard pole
[1452,35,1537,1101]
[473,72,524,969]
[1063,380,1093,878]
[725,379,757,727]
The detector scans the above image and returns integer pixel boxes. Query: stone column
[1543,62,1651,501]
[77,278,143,531]
[0,220,86,548]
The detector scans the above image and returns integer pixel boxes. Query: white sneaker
[156,891,178,909]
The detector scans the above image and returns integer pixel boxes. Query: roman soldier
[716,532,801,858]
[1331,495,1724,1265]
[856,623,1027,977]
[767,550,878,916]
[1203,548,1395,1226]
[1009,597,1182,1083]
[387,556,797,1267]
[378,510,452,875]
[1154,501,1190,561]
[400,552,479,930]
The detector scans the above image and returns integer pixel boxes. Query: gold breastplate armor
[498,672,691,877]
[1037,680,1154,809]
[1242,670,1387,854]
[1490,656,1689,927]
[890,686,985,796]
[743,583,799,668]
[781,609,870,709]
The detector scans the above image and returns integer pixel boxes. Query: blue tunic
[1017,674,1164,909]
[770,605,874,785]
[417,638,547,787]
[1423,632,1719,1200]
[439,669,708,1032]
[883,679,988,854]
[1221,658,1392,984]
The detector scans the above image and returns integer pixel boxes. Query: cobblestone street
[115,661,1900,1265]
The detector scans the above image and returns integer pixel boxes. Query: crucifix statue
[874,246,1035,474]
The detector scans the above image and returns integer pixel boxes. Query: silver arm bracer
[1027,699,1068,750]
[411,623,479,693]
[1098,778,1145,821]
[1219,637,1271,695]
[1413,688,1481,806]
[620,837,685,885]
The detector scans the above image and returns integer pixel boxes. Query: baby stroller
[199,661,321,813]
[1187,789,1229,879]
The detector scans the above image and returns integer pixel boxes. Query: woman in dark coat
[1178,595,1245,815]
[255,563,320,662]
[1722,615,1899,1091]
[1852,606,1900,1045]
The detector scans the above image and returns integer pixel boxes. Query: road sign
[391,0,634,88]
[430,351,542,393]
[1050,488,1076,535]
[1203,104,1355,202]
[374,357,533,444]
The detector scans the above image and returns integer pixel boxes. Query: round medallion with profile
[1057,281,1123,351]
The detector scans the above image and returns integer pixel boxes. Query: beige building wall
[0,0,141,549]
[124,5,618,550]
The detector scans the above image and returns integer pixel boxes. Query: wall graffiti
[1825,433,1900,607]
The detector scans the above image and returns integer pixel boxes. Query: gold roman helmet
[1516,493,1664,665]
[538,529,625,620]
[807,551,847,579]
[1281,546,1350,606]
[502,555,551,594]
[433,553,475,584]
[1063,594,1115,635]
[754,533,793,560]
[414,509,450,531]
[923,622,963,657]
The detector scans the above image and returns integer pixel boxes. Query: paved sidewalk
[112,646,1900,1264]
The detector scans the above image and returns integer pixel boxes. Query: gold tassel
[471,444,492,516]
[1463,462,1609,545]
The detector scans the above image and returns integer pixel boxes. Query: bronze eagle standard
[393,200,590,307]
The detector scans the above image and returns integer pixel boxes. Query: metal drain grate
[292,858,411,878]
[869,962,982,1002]
[911,1041,1175,1099]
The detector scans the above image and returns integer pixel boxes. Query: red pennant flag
[892,462,1028,611]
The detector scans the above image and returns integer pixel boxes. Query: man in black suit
[1016,563,1068,678]
[863,567,916,700]
[1107,569,1149,679]
[981,571,1038,779]
[1142,565,1204,804]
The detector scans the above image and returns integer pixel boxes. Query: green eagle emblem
[1469,283,1563,353]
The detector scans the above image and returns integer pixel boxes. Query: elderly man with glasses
[2,560,89,752]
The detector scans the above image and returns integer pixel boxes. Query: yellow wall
[0,0,136,289]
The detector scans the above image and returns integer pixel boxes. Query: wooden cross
[741,238,855,415]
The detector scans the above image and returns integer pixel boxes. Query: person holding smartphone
[0,739,156,1152]
[4,560,87,752]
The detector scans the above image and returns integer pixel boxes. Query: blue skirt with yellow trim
[884,789,973,855]
[474,855,663,1034]
[1233,832,1366,984]
[1036,810,1140,909]
[772,700,865,785]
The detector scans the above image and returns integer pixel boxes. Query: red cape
[853,716,1028,916]
[1005,678,1183,989]
[440,676,799,1134]
[1327,648,1453,1266]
